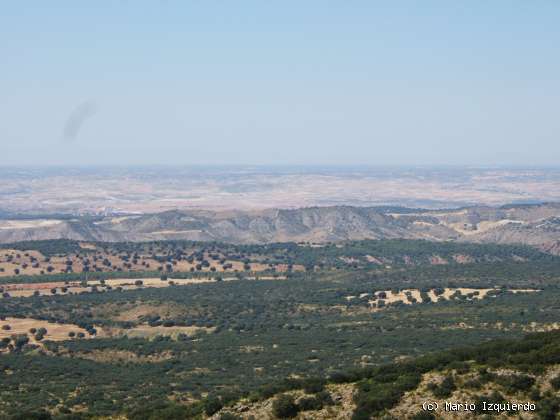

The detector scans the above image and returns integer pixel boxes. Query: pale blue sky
[1,1,559,166]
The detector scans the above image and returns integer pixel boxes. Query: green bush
[550,375,560,390]
[297,396,323,411]
[432,375,456,398]
[302,378,325,394]
[272,394,299,418]
[204,396,223,416]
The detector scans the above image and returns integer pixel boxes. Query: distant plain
[2,166,559,215]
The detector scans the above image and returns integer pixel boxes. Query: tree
[272,394,299,418]
[303,378,325,394]
[14,334,29,349]
[204,396,223,416]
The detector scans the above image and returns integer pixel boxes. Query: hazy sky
[2,2,559,166]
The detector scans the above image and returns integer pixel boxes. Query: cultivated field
[0,275,286,298]
[0,317,94,352]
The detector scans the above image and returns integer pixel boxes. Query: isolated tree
[204,396,223,416]
[272,394,299,418]
[14,335,29,349]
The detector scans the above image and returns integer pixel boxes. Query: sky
[1,1,559,166]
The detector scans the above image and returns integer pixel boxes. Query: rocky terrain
[1,203,560,253]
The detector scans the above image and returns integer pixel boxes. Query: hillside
[1,203,560,253]
[210,331,560,420]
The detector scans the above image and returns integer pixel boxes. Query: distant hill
[1,203,560,254]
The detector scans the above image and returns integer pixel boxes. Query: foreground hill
[1,203,560,253]
[210,330,560,420]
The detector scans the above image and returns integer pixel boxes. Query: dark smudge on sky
[63,100,97,143]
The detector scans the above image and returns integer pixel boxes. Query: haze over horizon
[2,1,559,167]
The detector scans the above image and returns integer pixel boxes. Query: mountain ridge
[1,203,560,253]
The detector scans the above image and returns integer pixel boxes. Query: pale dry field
[1,274,287,298]
[0,317,94,345]
[344,288,540,310]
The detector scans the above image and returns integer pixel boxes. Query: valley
[1,238,560,418]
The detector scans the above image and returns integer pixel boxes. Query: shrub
[219,413,241,420]
[14,335,30,348]
[473,391,505,414]
[431,375,456,398]
[11,410,52,420]
[302,378,325,394]
[297,396,323,411]
[497,374,535,392]
[272,394,299,418]
[204,396,223,416]
[315,391,334,406]
[550,375,560,390]
[536,395,560,420]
